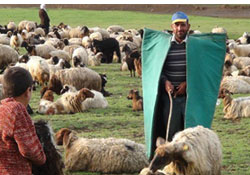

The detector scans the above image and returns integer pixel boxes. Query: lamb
[127,89,143,111]
[32,120,64,175]
[140,125,222,175]
[92,38,121,63]
[0,44,19,70]
[48,67,102,95]
[220,76,250,94]
[219,88,250,119]
[55,128,149,173]
[228,42,250,57]
[60,84,108,111]
[72,47,88,67]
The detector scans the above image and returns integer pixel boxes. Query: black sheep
[92,38,121,63]
[32,120,64,175]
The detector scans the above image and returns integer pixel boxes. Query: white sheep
[220,88,250,119]
[48,59,65,76]
[25,21,36,32]
[72,47,88,67]
[90,27,110,39]
[228,43,250,57]
[63,44,81,58]
[211,26,227,34]
[82,36,92,48]
[26,56,50,86]
[88,52,102,66]
[28,43,57,59]
[141,125,222,175]
[7,21,17,31]
[0,44,19,69]
[233,56,250,69]
[220,76,250,94]
[107,25,125,33]
[68,38,82,46]
[89,32,103,41]
[55,128,149,173]
[69,26,85,38]
[49,50,71,62]
[18,20,29,31]
[0,33,11,45]
[34,27,46,37]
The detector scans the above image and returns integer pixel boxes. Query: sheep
[88,52,102,66]
[92,38,121,63]
[107,25,125,33]
[127,89,143,111]
[18,20,29,32]
[89,32,103,41]
[236,32,250,44]
[223,53,238,76]
[82,36,92,48]
[48,67,102,95]
[60,84,108,111]
[68,37,82,46]
[7,21,17,31]
[32,120,64,175]
[228,43,250,57]
[49,50,71,62]
[10,31,23,52]
[0,44,19,70]
[0,31,11,45]
[34,27,46,37]
[69,26,87,38]
[211,26,227,34]
[25,21,36,32]
[22,41,57,59]
[39,88,94,114]
[44,38,62,48]
[219,88,250,119]
[48,58,65,76]
[233,56,250,69]
[141,125,222,175]
[220,75,250,94]
[26,56,50,86]
[55,128,149,173]
[239,65,250,76]
[63,44,81,58]
[90,27,110,39]
[72,47,88,67]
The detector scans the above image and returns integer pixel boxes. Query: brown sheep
[127,89,143,111]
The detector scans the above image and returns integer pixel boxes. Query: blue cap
[171,11,188,24]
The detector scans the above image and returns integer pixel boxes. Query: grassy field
[0,7,250,175]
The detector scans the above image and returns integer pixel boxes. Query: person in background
[39,4,50,35]
[0,67,46,175]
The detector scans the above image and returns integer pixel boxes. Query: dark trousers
[161,91,186,141]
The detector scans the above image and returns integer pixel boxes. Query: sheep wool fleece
[142,28,226,159]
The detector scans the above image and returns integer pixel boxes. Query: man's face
[171,22,190,41]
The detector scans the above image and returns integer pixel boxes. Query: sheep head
[77,88,94,102]
[48,75,63,95]
[42,90,54,102]
[149,137,189,173]
[55,128,78,149]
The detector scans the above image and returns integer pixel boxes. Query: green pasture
[0,7,250,175]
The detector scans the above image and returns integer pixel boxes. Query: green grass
[1,7,250,175]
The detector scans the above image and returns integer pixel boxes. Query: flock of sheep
[0,17,249,175]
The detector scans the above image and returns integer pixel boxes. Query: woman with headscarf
[39,4,50,35]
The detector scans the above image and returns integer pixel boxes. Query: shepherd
[142,11,227,160]
[39,4,50,35]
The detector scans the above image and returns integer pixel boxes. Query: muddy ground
[1,4,250,18]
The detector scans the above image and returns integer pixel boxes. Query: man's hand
[165,80,174,94]
[174,81,186,97]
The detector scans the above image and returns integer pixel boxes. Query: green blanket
[142,28,226,159]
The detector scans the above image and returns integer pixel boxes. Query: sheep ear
[156,137,166,147]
